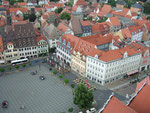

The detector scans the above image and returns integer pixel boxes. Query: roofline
[127,80,147,106]
[99,93,114,113]
[87,52,141,64]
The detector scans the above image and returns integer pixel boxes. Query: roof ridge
[99,92,114,113]
[127,80,147,106]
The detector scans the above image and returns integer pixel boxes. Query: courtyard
[0,64,79,113]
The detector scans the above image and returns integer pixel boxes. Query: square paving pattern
[0,65,79,113]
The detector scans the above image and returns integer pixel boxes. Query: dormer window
[81,42,83,45]
[84,44,86,47]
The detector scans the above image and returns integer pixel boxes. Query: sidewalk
[105,74,148,90]
[0,56,48,68]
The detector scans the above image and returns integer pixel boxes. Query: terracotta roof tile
[128,84,150,113]
[80,20,92,26]
[80,34,112,46]
[61,34,79,48]
[121,28,132,38]
[100,5,112,16]
[17,2,27,6]
[101,96,137,113]
[145,22,150,32]
[109,16,121,26]
[135,76,150,94]
[57,23,68,33]
[9,8,28,13]
[75,0,88,6]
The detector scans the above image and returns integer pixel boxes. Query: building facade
[86,47,142,85]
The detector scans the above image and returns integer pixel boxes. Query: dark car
[39,75,45,80]
[2,101,8,108]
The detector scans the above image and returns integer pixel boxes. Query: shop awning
[127,70,138,76]
[0,60,5,64]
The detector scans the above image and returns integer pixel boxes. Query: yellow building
[71,39,95,77]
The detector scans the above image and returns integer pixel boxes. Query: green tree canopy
[144,3,150,14]
[60,12,71,20]
[29,13,36,22]
[147,16,150,20]
[55,7,63,14]
[73,84,94,110]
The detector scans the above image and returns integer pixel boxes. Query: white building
[19,46,38,59]
[56,34,79,66]
[42,24,63,48]
[36,37,49,55]
[128,25,144,42]
[86,47,142,85]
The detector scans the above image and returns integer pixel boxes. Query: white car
[86,108,96,113]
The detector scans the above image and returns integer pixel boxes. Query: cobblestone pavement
[0,65,79,113]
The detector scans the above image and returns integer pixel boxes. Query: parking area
[0,64,79,113]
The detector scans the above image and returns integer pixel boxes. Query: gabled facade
[80,20,92,36]
[106,17,121,32]
[56,34,79,66]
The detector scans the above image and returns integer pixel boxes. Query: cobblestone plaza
[0,65,79,113]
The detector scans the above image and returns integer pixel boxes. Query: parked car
[86,108,96,113]
[39,75,45,80]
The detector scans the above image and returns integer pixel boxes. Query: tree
[107,0,117,7]
[64,79,69,84]
[29,13,36,22]
[50,0,59,2]
[74,84,93,110]
[60,12,71,21]
[28,62,32,66]
[147,16,150,20]
[59,75,63,80]
[0,68,5,72]
[22,64,26,68]
[144,3,150,14]
[15,65,19,69]
[55,7,63,14]
[68,108,73,112]
[53,70,57,74]
[8,67,12,70]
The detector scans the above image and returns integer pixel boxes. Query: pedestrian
[39,64,40,69]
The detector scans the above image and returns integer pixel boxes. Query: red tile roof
[109,16,121,26]
[145,22,150,32]
[0,36,4,52]
[100,5,112,16]
[11,15,23,22]
[111,8,130,17]
[57,23,68,33]
[92,22,110,34]
[17,2,27,6]
[61,34,79,48]
[121,28,132,38]
[9,8,28,14]
[73,38,95,56]
[128,25,144,34]
[75,0,88,6]
[100,96,137,113]
[80,34,112,46]
[80,20,92,26]
[132,19,148,26]
[135,76,150,94]
[128,84,150,113]
[88,44,141,62]
[61,8,71,14]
